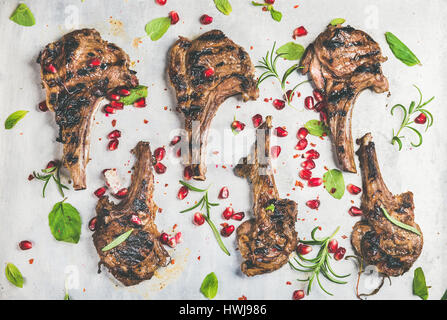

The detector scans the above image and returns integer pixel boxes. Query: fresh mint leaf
[214,0,232,15]
[304,119,329,137]
[119,85,148,105]
[102,229,134,252]
[48,200,82,244]
[10,4,35,27]
[413,267,429,300]
[276,42,305,60]
[269,8,282,22]
[323,169,345,199]
[5,110,28,129]
[330,18,345,26]
[145,17,171,41]
[200,272,218,299]
[265,204,275,211]
[5,263,24,288]
[385,32,421,66]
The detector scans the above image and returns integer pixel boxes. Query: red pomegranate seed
[114,188,128,199]
[154,147,166,162]
[221,224,235,237]
[108,93,120,101]
[176,148,181,157]
[346,184,362,195]
[273,99,286,110]
[104,105,116,114]
[218,186,229,199]
[204,67,215,78]
[231,212,245,221]
[45,64,57,73]
[154,162,167,174]
[293,26,308,38]
[28,174,34,181]
[200,14,213,25]
[285,90,294,102]
[320,111,328,123]
[130,214,142,226]
[19,240,33,250]
[169,11,179,24]
[110,101,124,109]
[177,186,189,200]
[308,177,323,187]
[46,160,57,169]
[304,96,315,110]
[297,244,313,255]
[167,237,176,248]
[222,207,235,220]
[118,88,131,96]
[108,139,119,151]
[349,206,363,216]
[315,101,327,112]
[252,114,263,128]
[133,97,146,108]
[306,199,320,209]
[305,149,320,160]
[292,290,305,300]
[156,0,167,5]
[231,120,245,132]
[183,166,192,180]
[274,127,288,137]
[160,233,169,244]
[170,135,181,145]
[299,169,312,180]
[38,101,48,112]
[88,217,97,231]
[295,138,308,150]
[301,159,316,170]
[297,127,308,139]
[88,58,101,67]
[174,232,182,244]
[107,129,121,140]
[265,0,275,4]
[328,239,338,253]
[313,89,324,102]
[193,212,205,226]
[334,247,346,260]
[271,146,281,159]
[414,113,427,124]
[94,186,107,198]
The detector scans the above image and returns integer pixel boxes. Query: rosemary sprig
[289,226,349,296]
[391,85,434,150]
[33,161,69,198]
[179,180,230,256]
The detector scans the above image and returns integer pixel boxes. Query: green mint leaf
[10,4,35,27]
[200,272,218,299]
[323,169,345,200]
[48,201,82,244]
[413,267,429,300]
[276,42,305,60]
[145,17,171,41]
[214,0,232,15]
[385,32,421,66]
[265,204,275,212]
[381,207,422,236]
[270,8,282,22]
[330,18,345,26]
[5,263,24,288]
[304,119,329,137]
[102,229,134,252]
[5,110,28,129]
[119,85,148,105]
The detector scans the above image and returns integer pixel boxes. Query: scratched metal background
[0,0,446,300]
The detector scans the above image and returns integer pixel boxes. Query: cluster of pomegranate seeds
[346,184,362,195]
[292,290,305,300]
[88,217,97,231]
[38,100,48,112]
[348,206,362,216]
[107,129,121,151]
[274,127,288,137]
[169,11,179,25]
[156,0,167,5]
[271,145,281,159]
[273,99,286,110]
[94,186,107,198]
[328,239,338,253]
[107,129,121,140]
[414,113,427,124]
[200,14,213,25]
[220,224,235,237]
[193,212,205,226]
[334,247,346,260]
[218,186,229,199]
[297,244,312,255]
[204,67,214,78]
[293,26,308,39]
[252,114,263,128]
[177,185,189,200]
[160,231,182,248]
[231,120,246,133]
[19,240,33,250]
[305,199,320,210]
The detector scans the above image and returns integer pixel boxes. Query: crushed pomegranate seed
[200,14,213,25]
[328,239,338,253]
[297,244,312,255]
[169,11,180,24]
[301,159,316,170]
[177,186,189,200]
[346,184,362,195]
[154,147,166,162]
[231,212,245,221]
[171,135,181,145]
[218,186,229,199]
[19,240,33,250]
[306,200,320,209]
[133,97,146,108]
[88,58,101,67]
[183,167,192,180]
[334,247,346,260]
[349,206,363,216]
[222,207,235,220]
[231,120,245,132]
[273,99,286,110]
[292,290,305,300]
[295,139,308,150]
[204,67,215,78]
[154,162,167,174]
[308,177,323,187]
[252,114,263,128]
[108,139,119,151]
[304,96,315,110]
[274,127,288,137]
[271,146,281,159]
[293,26,308,38]
[221,224,235,237]
[130,214,142,226]
[193,212,205,226]
[94,186,107,198]
[107,129,121,140]
[114,188,128,199]
[38,101,48,112]
[305,149,320,160]
[297,127,308,140]
[414,113,427,124]
[299,169,312,180]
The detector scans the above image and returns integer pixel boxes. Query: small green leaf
[276,42,305,61]
[441,289,447,300]
[413,267,429,300]
[381,207,421,236]
[214,0,232,15]
[10,4,35,27]
[265,204,275,212]
[119,85,148,105]
[385,32,421,66]
[102,229,134,252]
[330,18,345,26]
[269,8,282,22]
[323,169,345,200]
[5,263,24,288]
[48,201,82,244]
[304,119,329,137]
[5,110,28,129]
[145,17,171,41]
[200,272,218,299]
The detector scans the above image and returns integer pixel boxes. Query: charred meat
[352,133,423,276]
[93,142,170,286]
[168,29,259,180]
[37,29,138,190]
[234,116,298,276]
[300,24,389,173]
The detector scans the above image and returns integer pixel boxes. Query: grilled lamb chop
[93,141,170,286]
[300,24,389,173]
[351,133,423,276]
[234,116,298,276]
[37,29,138,190]
[168,30,259,180]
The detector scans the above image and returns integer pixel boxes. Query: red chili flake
[171,259,176,265]
[197,256,201,260]
[111,119,117,127]
[144,119,149,124]
[29,259,34,264]
[264,98,269,102]
[238,295,248,300]
[286,281,292,285]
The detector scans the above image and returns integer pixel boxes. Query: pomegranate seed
[193,212,205,226]
[252,114,263,128]
[200,14,213,25]
[108,139,119,151]
[94,186,107,198]
[154,162,167,174]
[133,97,146,108]
[292,290,305,300]
[306,200,320,209]
[284,89,294,102]
[176,148,181,157]
[204,67,215,78]
[28,174,34,181]
[118,88,131,96]
[293,26,308,38]
[297,127,308,139]
[177,186,189,200]
[110,101,124,109]
[328,239,338,253]
[167,237,176,248]
[160,233,169,244]
[308,177,323,187]
[295,138,308,150]
[114,188,128,199]
[346,184,362,195]
[334,247,346,261]
[130,214,142,226]
[169,11,180,25]
[88,217,97,231]
[218,186,229,199]
[320,111,328,123]
[265,0,275,4]
[175,232,182,244]
[305,149,320,160]
[221,224,235,237]
[38,101,48,112]
[313,89,324,102]
[231,212,245,221]
[45,64,57,73]
[108,93,120,101]
[299,169,312,180]
[315,101,327,112]
[273,99,286,110]
[297,244,313,255]
[107,129,121,140]
[104,105,116,114]
[414,113,427,124]
[156,0,167,5]
[154,147,166,162]
[231,120,245,132]
[304,96,315,110]
[183,166,192,180]
[46,161,57,169]
[170,135,181,145]
[88,58,101,67]
[349,206,363,216]
[222,207,235,220]
[19,240,32,250]
[301,159,316,170]
[271,146,281,159]
[274,127,288,137]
